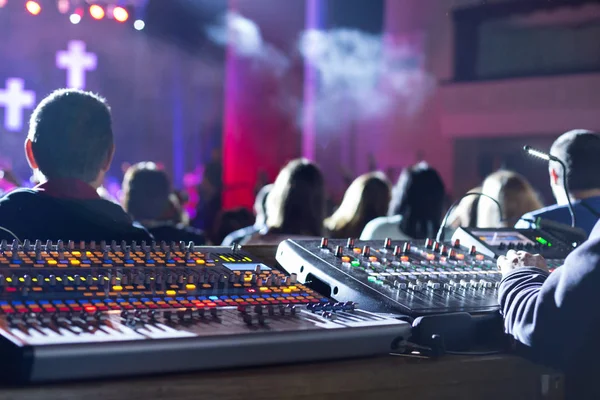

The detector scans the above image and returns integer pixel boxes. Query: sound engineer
[498,232,600,397]
[0,89,152,242]
[515,129,600,236]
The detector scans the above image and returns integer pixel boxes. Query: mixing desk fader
[0,240,410,383]
[276,238,502,316]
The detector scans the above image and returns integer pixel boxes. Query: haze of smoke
[206,12,289,77]
[300,29,435,132]
[207,13,434,133]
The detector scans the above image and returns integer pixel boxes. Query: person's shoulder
[360,216,402,239]
[0,188,38,201]
[0,188,40,211]
[524,204,567,219]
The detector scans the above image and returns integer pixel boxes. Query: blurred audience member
[122,162,205,244]
[0,89,151,242]
[325,172,391,239]
[516,130,600,236]
[361,162,445,240]
[477,170,542,228]
[222,184,273,246]
[213,208,254,246]
[246,159,325,245]
[193,148,223,240]
[447,186,481,229]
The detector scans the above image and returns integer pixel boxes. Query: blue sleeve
[499,222,600,368]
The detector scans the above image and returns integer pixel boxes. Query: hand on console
[497,250,548,276]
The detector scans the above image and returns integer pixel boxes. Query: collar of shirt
[34,179,100,200]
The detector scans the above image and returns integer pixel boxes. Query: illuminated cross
[56,40,97,90]
[0,78,36,132]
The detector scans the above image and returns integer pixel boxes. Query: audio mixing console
[276,238,506,316]
[0,240,410,383]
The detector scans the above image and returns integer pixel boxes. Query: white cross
[56,40,97,90]
[0,78,36,132]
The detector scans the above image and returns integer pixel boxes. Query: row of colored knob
[0,239,200,253]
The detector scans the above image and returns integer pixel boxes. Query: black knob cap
[384,238,392,249]
[469,245,477,255]
[334,245,343,257]
[498,242,506,250]
[346,238,355,249]
[362,246,370,257]
[453,239,461,248]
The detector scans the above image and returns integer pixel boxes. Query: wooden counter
[0,354,562,400]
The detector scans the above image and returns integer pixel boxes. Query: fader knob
[0,240,6,251]
[383,238,392,249]
[179,241,186,252]
[46,240,53,251]
[362,246,370,257]
[100,241,106,251]
[57,240,64,251]
[23,239,30,251]
[320,238,329,248]
[425,238,433,249]
[402,242,411,254]
[111,241,118,252]
[440,245,448,256]
[393,245,402,257]
[449,249,457,260]
[346,238,355,249]
[469,246,477,256]
[334,245,343,257]
[453,239,461,248]
[433,241,440,253]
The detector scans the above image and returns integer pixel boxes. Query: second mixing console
[276,238,503,315]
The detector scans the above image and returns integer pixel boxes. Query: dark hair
[122,163,171,221]
[28,89,113,183]
[550,129,600,192]
[389,162,445,239]
[266,159,325,237]
[325,172,391,239]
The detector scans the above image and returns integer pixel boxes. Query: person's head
[325,172,391,238]
[549,129,600,203]
[389,162,445,239]
[254,184,273,227]
[266,159,325,237]
[122,162,172,222]
[477,170,543,228]
[26,89,114,188]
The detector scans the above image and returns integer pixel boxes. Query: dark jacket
[500,219,600,398]
[0,187,151,242]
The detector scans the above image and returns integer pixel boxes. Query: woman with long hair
[246,159,326,245]
[325,172,391,239]
[361,162,445,240]
[477,170,543,228]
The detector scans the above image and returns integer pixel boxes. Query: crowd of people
[2,89,600,396]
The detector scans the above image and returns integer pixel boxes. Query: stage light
[134,19,145,30]
[113,6,128,22]
[26,1,41,15]
[0,0,7,9]
[69,13,81,24]
[89,4,104,20]
[57,0,69,14]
